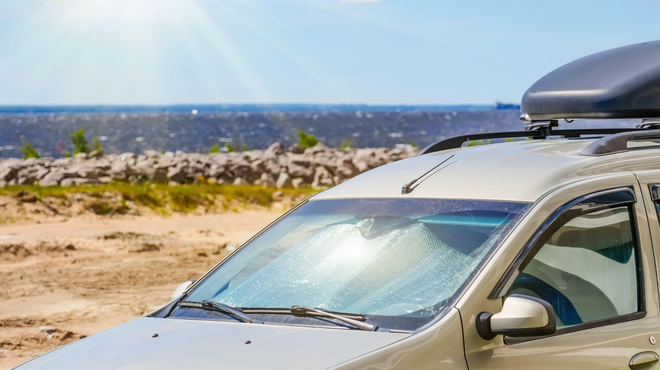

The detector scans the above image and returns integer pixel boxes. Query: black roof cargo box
[521,41,660,120]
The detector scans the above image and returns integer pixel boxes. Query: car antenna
[401,154,454,195]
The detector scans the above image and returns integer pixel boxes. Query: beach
[0,209,281,369]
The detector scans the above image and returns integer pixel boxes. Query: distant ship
[492,101,521,110]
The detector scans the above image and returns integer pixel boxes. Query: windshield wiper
[193,300,262,324]
[290,305,378,331]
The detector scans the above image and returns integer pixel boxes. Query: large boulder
[77,165,99,179]
[167,165,186,183]
[291,177,310,189]
[287,143,304,154]
[143,149,161,158]
[287,154,314,181]
[17,168,38,185]
[303,142,329,156]
[35,166,50,180]
[207,163,226,179]
[152,168,168,183]
[276,171,292,188]
[0,166,17,182]
[109,161,130,181]
[334,158,359,181]
[118,153,137,165]
[89,150,104,159]
[265,142,285,156]
[92,158,112,171]
[133,160,156,181]
[229,160,255,184]
[256,172,276,188]
[40,169,65,186]
[312,166,334,189]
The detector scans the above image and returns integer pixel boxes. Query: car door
[635,170,660,309]
[458,175,660,370]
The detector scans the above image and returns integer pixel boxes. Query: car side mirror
[171,280,196,301]
[476,294,556,340]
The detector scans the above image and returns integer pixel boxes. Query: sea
[0,104,637,158]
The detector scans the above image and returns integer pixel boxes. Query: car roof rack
[580,129,660,156]
[420,40,660,156]
[418,125,650,155]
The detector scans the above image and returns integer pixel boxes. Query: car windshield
[183,198,530,331]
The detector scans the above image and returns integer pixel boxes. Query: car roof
[313,138,660,203]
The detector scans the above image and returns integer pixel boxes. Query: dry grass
[0,183,318,217]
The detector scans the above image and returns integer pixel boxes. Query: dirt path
[0,211,279,369]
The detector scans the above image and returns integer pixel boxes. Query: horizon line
[0,102,520,114]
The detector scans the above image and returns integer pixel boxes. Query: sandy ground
[0,211,279,369]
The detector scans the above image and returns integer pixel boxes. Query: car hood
[15,317,410,370]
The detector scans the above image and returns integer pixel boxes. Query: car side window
[507,206,640,330]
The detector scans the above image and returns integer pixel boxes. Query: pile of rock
[0,143,418,189]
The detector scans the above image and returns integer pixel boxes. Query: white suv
[14,41,660,370]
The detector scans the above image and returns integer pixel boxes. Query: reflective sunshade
[186,198,530,330]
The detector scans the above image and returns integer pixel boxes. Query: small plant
[298,130,319,149]
[93,136,105,155]
[340,138,355,150]
[90,202,113,215]
[55,138,69,157]
[225,143,234,153]
[70,129,90,155]
[20,141,41,159]
[209,144,220,154]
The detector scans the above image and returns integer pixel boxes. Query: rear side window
[507,206,640,329]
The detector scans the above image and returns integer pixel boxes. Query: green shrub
[225,143,234,153]
[298,130,319,149]
[209,144,220,154]
[20,141,40,159]
[89,202,113,215]
[70,129,90,154]
[340,138,355,150]
[93,136,105,155]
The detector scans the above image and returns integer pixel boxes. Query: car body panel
[330,309,467,370]
[456,172,660,369]
[15,317,409,370]
[314,139,660,203]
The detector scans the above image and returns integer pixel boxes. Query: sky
[0,0,659,106]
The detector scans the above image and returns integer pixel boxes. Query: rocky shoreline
[0,143,418,189]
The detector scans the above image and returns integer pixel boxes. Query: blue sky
[0,0,658,106]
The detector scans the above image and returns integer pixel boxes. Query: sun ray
[214,0,352,102]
